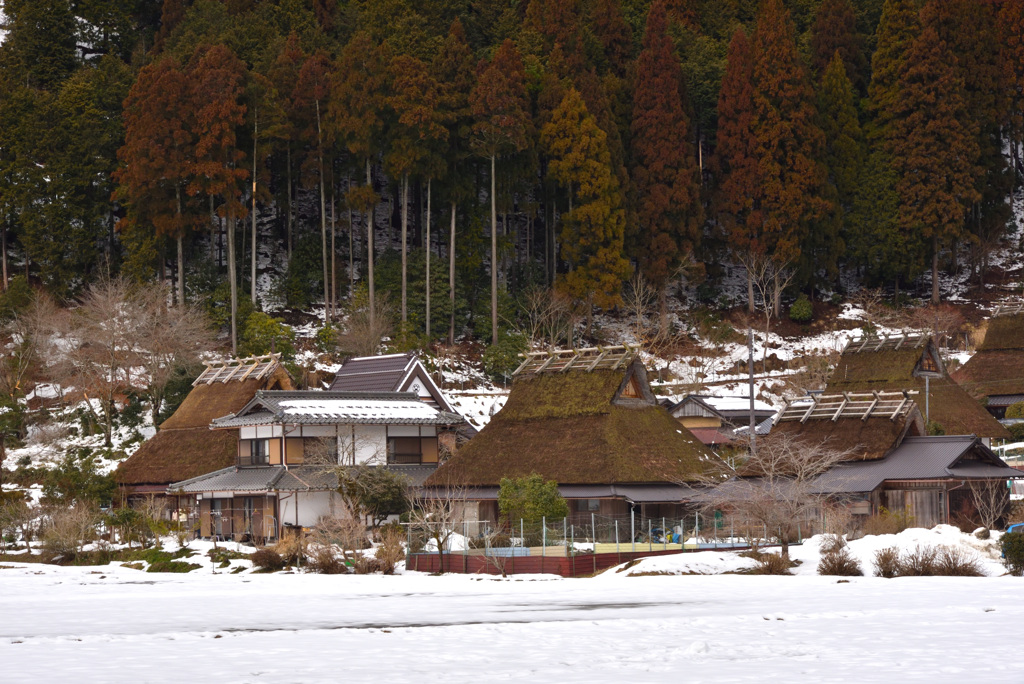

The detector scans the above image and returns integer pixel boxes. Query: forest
[0,0,1022,358]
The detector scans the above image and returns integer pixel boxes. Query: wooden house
[115,355,293,509]
[770,392,1021,527]
[951,302,1024,420]
[167,390,464,540]
[423,347,729,525]
[825,333,1010,440]
[331,353,454,412]
[667,395,776,448]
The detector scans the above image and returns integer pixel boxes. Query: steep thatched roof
[952,313,1024,400]
[770,403,924,462]
[826,336,1009,438]
[116,364,293,487]
[426,360,726,487]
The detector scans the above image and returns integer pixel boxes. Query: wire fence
[407,512,827,560]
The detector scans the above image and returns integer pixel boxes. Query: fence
[405,512,827,577]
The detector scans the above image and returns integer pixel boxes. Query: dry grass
[863,507,915,536]
[818,534,847,555]
[375,525,406,575]
[897,545,938,576]
[817,547,862,576]
[749,551,791,575]
[934,546,985,577]
[873,547,901,578]
[251,548,285,571]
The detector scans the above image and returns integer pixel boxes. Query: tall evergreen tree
[810,0,865,91]
[630,0,701,324]
[470,39,530,345]
[590,0,632,76]
[867,0,919,140]
[541,88,630,332]
[1002,0,1024,182]
[0,0,78,90]
[888,24,980,305]
[750,0,830,299]
[713,28,761,312]
[818,52,864,213]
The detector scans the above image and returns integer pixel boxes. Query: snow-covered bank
[0,558,1021,682]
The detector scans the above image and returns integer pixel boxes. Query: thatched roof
[425,359,726,487]
[952,313,1024,400]
[826,336,1009,438]
[116,363,293,487]
[770,393,925,462]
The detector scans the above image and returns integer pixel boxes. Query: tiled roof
[210,390,465,428]
[169,464,437,493]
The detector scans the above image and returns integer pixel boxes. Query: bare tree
[40,505,100,560]
[310,503,370,572]
[134,288,217,426]
[410,469,467,573]
[514,287,582,349]
[697,433,853,559]
[338,286,396,357]
[968,480,1010,531]
[737,253,796,374]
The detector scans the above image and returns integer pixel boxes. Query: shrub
[897,545,938,576]
[750,551,791,575]
[789,295,813,323]
[272,534,307,566]
[498,473,569,528]
[1006,402,1024,420]
[818,534,846,554]
[482,333,529,382]
[1001,531,1024,576]
[252,548,286,571]
[307,545,346,574]
[1007,423,1024,441]
[41,506,100,561]
[873,547,901,578]
[862,506,915,536]
[818,547,863,576]
[375,525,406,575]
[935,546,984,577]
[239,312,296,359]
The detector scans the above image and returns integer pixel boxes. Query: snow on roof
[701,396,775,413]
[212,391,465,427]
[278,398,439,421]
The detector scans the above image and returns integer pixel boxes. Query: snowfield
[2,545,1022,682]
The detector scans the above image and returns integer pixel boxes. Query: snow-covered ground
[1,527,1021,682]
[0,558,1020,682]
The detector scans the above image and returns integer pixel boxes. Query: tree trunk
[490,155,498,345]
[228,212,238,356]
[316,101,329,324]
[251,112,258,305]
[367,159,375,332]
[348,176,354,298]
[331,185,337,321]
[449,201,456,346]
[747,268,755,314]
[1,216,8,291]
[931,235,940,305]
[425,177,431,339]
[286,144,293,260]
[659,285,668,334]
[175,185,184,307]
[401,173,409,324]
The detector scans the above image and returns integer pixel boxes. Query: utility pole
[748,326,756,456]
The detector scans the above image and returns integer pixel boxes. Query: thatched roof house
[825,334,1009,439]
[425,347,727,518]
[116,355,293,497]
[951,304,1024,418]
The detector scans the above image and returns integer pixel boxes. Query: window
[575,499,601,512]
[251,439,269,465]
[388,437,422,464]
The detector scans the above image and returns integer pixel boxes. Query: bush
[818,547,863,576]
[1001,531,1024,576]
[1007,423,1024,441]
[862,506,915,536]
[873,547,901,578]
[1006,402,1024,420]
[307,545,346,574]
[789,295,813,323]
[897,545,938,576]
[252,548,286,571]
[935,546,984,577]
[482,333,529,382]
[497,473,569,528]
[818,534,846,554]
[375,525,406,575]
[272,534,308,566]
[749,551,791,575]
[239,312,296,359]
[0,275,34,323]
[41,506,99,561]
[926,420,945,436]
[148,560,201,573]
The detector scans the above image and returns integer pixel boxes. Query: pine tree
[810,0,865,90]
[115,55,197,303]
[665,0,700,31]
[750,0,830,297]
[590,0,632,76]
[525,0,586,73]
[818,52,864,211]
[867,0,919,140]
[470,39,530,345]
[432,18,476,344]
[329,32,390,330]
[630,0,701,324]
[541,88,630,332]
[386,54,448,328]
[268,33,305,262]
[186,44,250,353]
[0,0,78,90]
[1002,0,1024,180]
[888,24,980,305]
[713,28,761,312]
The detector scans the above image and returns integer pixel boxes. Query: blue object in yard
[486,547,530,558]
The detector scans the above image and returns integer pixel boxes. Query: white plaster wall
[353,425,386,464]
[278,492,338,527]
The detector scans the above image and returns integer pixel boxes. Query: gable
[398,364,455,413]
[612,360,656,406]
[912,344,944,378]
